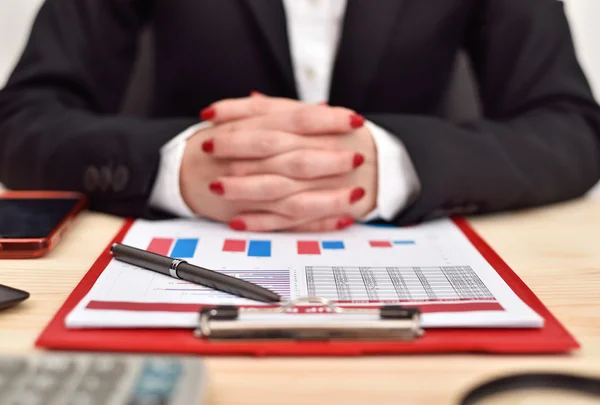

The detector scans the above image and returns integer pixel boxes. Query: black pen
[109,243,282,303]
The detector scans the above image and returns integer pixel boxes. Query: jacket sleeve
[0,0,197,217]
[366,0,600,225]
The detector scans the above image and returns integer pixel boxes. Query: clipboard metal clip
[194,297,424,341]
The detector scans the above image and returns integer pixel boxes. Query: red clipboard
[35,218,579,356]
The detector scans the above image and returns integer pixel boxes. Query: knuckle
[223,121,241,134]
[332,195,345,212]
[250,97,270,115]
[321,137,345,150]
[283,197,309,218]
[291,107,315,132]
[255,133,280,156]
[312,220,329,233]
[253,181,280,200]
[289,153,315,178]
[227,161,250,176]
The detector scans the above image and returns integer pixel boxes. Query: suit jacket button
[113,165,129,192]
[99,166,112,191]
[83,166,99,192]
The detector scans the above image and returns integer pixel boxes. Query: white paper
[66,218,543,329]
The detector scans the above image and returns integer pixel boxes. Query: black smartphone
[0,284,30,311]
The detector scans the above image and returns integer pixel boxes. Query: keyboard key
[0,357,27,376]
[144,359,182,377]
[0,373,11,390]
[24,373,61,400]
[69,374,115,405]
[80,374,102,391]
[30,373,57,391]
[126,394,168,405]
[64,390,101,405]
[0,378,16,404]
[89,357,126,380]
[37,357,75,378]
[10,391,45,405]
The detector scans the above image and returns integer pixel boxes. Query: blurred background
[1,0,599,196]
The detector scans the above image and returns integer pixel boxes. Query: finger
[254,105,365,135]
[261,186,366,219]
[207,96,302,124]
[207,130,344,159]
[228,213,355,232]
[287,215,355,232]
[227,149,365,179]
[208,174,351,201]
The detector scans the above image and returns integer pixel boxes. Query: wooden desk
[2,197,600,405]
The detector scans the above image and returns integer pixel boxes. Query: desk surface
[2,197,600,405]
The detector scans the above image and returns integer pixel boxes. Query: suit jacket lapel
[330,0,406,111]
[244,0,298,98]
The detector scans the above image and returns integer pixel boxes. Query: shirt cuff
[361,120,421,222]
[149,122,214,217]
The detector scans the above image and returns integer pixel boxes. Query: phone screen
[0,198,81,239]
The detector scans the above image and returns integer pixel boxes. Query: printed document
[66,218,543,329]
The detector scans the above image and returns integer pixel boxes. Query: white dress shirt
[149,0,420,221]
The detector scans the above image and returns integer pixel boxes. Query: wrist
[149,122,213,217]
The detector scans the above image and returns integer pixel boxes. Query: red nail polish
[350,114,365,128]
[353,153,365,168]
[336,217,354,230]
[350,187,365,204]
[201,139,214,153]
[200,106,216,121]
[209,181,224,195]
[229,219,246,231]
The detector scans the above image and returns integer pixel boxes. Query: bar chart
[221,239,272,257]
[297,240,345,255]
[147,238,199,258]
[369,240,415,247]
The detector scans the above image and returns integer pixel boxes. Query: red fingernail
[201,139,214,153]
[209,181,224,195]
[229,219,246,231]
[350,114,365,128]
[200,106,216,121]
[353,153,365,168]
[350,187,365,204]
[336,217,354,230]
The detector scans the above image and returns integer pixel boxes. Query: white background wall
[0,0,44,88]
[0,0,599,195]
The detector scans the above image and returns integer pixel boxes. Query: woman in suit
[0,0,599,232]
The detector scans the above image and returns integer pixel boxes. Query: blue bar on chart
[393,240,415,245]
[170,238,199,258]
[248,240,271,257]
[322,241,345,250]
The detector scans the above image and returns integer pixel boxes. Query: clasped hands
[180,93,378,232]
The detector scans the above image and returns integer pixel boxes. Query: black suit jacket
[1,0,600,225]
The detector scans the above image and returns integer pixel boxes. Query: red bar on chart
[369,240,392,248]
[223,239,246,252]
[147,238,173,255]
[297,241,321,255]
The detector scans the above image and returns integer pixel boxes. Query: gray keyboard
[0,353,206,405]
